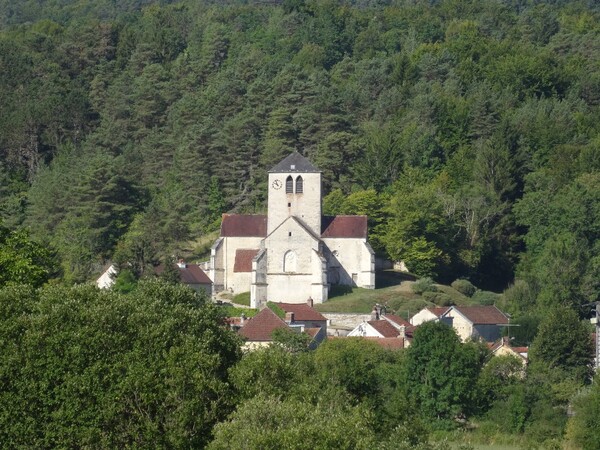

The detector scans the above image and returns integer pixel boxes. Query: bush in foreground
[0,280,241,448]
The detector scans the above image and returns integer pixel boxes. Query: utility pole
[580,301,599,372]
[596,302,600,372]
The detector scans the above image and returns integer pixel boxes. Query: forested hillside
[1,0,599,304]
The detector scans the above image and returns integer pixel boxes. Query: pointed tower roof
[269,152,320,173]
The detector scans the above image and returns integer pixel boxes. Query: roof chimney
[285,311,294,324]
[307,297,313,308]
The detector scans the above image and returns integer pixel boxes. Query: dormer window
[295,176,303,193]
[286,176,293,193]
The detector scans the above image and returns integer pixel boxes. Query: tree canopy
[0,0,597,292]
[0,280,241,448]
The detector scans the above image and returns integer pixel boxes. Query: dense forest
[1,1,599,447]
[1,0,599,294]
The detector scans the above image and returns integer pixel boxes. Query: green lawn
[220,305,258,318]
[314,271,477,316]
[232,291,250,306]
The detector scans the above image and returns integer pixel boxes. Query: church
[209,152,375,308]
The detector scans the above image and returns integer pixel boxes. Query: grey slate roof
[269,152,320,173]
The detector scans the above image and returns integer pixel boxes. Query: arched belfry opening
[286,176,293,193]
[295,175,303,193]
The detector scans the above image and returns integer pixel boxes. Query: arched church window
[286,176,293,193]
[295,176,303,193]
[283,250,297,273]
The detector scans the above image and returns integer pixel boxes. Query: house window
[283,250,297,273]
[286,175,293,193]
[295,176,303,193]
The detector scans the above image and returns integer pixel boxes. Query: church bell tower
[267,152,322,236]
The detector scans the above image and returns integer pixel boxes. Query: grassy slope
[314,271,474,318]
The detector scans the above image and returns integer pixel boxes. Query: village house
[440,305,509,342]
[347,306,412,348]
[490,337,528,366]
[348,319,403,339]
[276,302,328,332]
[96,260,212,295]
[156,260,213,295]
[236,302,328,350]
[237,307,289,350]
[209,152,375,308]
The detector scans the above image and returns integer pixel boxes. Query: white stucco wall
[348,322,381,337]
[96,264,117,289]
[322,238,375,289]
[251,249,267,308]
[410,309,438,326]
[442,310,473,342]
[210,238,224,293]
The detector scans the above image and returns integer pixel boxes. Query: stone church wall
[322,238,375,289]
[221,236,262,293]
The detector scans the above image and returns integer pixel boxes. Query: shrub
[113,269,137,294]
[423,291,453,306]
[411,277,437,295]
[472,290,500,305]
[500,280,536,314]
[451,279,476,297]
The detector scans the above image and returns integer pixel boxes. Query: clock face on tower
[272,179,282,189]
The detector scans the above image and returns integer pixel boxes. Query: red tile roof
[179,264,212,284]
[233,249,259,273]
[368,320,401,338]
[155,263,212,284]
[221,214,267,237]
[238,308,288,341]
[321,216,367,239]
[305,327,321,338]
[452,306,509,325]
[276,303,327,322]
[220,214,368,239]
[383,314,411,328]
[364,337,405,350]
[427,307,451,317]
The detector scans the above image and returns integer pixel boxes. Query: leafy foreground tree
[0,280,241,448]
[566,377,600,450]
[528,306,594,385]
[403,321,484,424]
[209,394,376,450]
[209,393,457,450]
[0,223,55,287]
